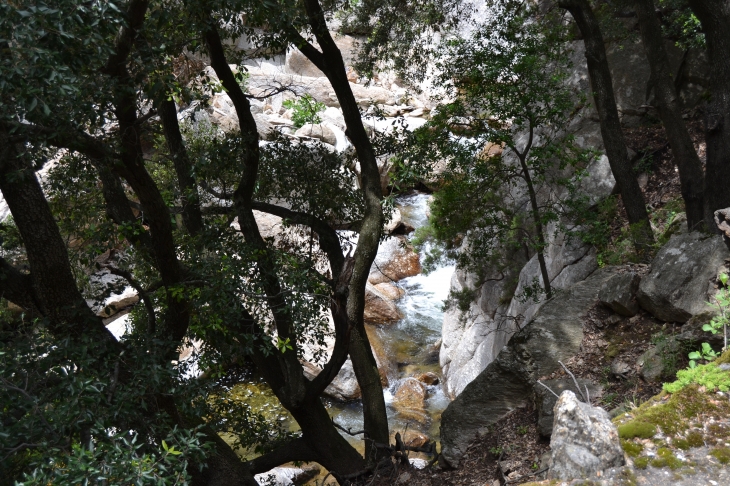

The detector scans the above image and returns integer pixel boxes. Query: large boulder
[364,282,404,324]
[294,123,337,146]
[301,359,361,401]
[598,270,640,317]
[393,378,429,425]
[636,232,729,323]
[368,236,421,284]
[536,378,603,437]
[548,391,624,480]
[284,35,360,78]
[439,267,620,468]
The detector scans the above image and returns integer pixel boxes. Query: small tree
[283,93,326,128]
[404,1,592,301]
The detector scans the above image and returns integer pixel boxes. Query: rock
[416,372,439,386]
[384,207,403,234]
[301,359,360,401]
[439,267,621,468]
[284,35,359,78]
[368,236,421,284]
[637,232,729,323]
[714,207,730,251]
[409,458,429,469]
[373,282,405,301]
[254,465,321,486]
[390,429,429,449]
[364,283,404,324]
[610,359,631,379]
[320,107,346,130]
[536,378,603,437]
[677,312,725,350]
[548,390,624,480]
[365,324,393,386]
[294,123,337,145]
[393,378,429,425]
[637,336,683,382]
[440,226,598,400]
[598,271,640,317]
[87,268,140,318]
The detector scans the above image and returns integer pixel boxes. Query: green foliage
[649,447,683,469]
[663,362,730,393]
[396,1,593,308]
[282,94,326,128]
[710,446,730,464]
[658,0,705,49]
[673,430,704,450]
[620,439,644,458]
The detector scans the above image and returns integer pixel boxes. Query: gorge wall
[439,36,710,399]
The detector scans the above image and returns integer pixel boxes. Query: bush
[282,94,325,128]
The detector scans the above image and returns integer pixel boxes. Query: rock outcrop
[548,391,624,481]
[536,378,603,437]
[598,270,640,317]
[437,35,711,397]
[439,267,620,468]
[636,232,729,323]
[440,227,598,399]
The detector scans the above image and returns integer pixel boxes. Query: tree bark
[634,0,707,231]
[158,98,204,236]
[559,0,654,252]
[204,22,367,477]
[294,0,390,461]
[515,127,552,299]
[0,133,116,344]
[686,0,730,225]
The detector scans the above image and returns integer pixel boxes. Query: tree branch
[245,437,318,475]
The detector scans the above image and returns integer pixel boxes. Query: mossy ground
[613,352,730,475]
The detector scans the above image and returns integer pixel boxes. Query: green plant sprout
[282,94,326,128]
[688,272,729,367]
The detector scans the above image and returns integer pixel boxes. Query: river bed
[225,192,455,453]
[326,192,455,447]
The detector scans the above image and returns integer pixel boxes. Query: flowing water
[327,192,455,447]
[224,192,455,453]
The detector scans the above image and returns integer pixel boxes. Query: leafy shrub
[282,94,325,128]
[663,362,730,393]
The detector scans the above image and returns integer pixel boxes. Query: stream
[224,192,455,454]
[327,193,454,447]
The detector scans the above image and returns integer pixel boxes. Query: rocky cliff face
[439,38,710,399]
[439,266,622,468]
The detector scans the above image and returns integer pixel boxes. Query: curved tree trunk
[294,0,390,462]
[204,22,368,478]
[686,0,730,225]
[634,0,707,232]
[559,0,654,252]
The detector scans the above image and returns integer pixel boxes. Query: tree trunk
[634,0,707,232]
[159,98,204,236]
[686,0,730,225]
[516,149,552,299]
[295,0,390,461]
[290,397,369,477]
[559,0,654,252]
